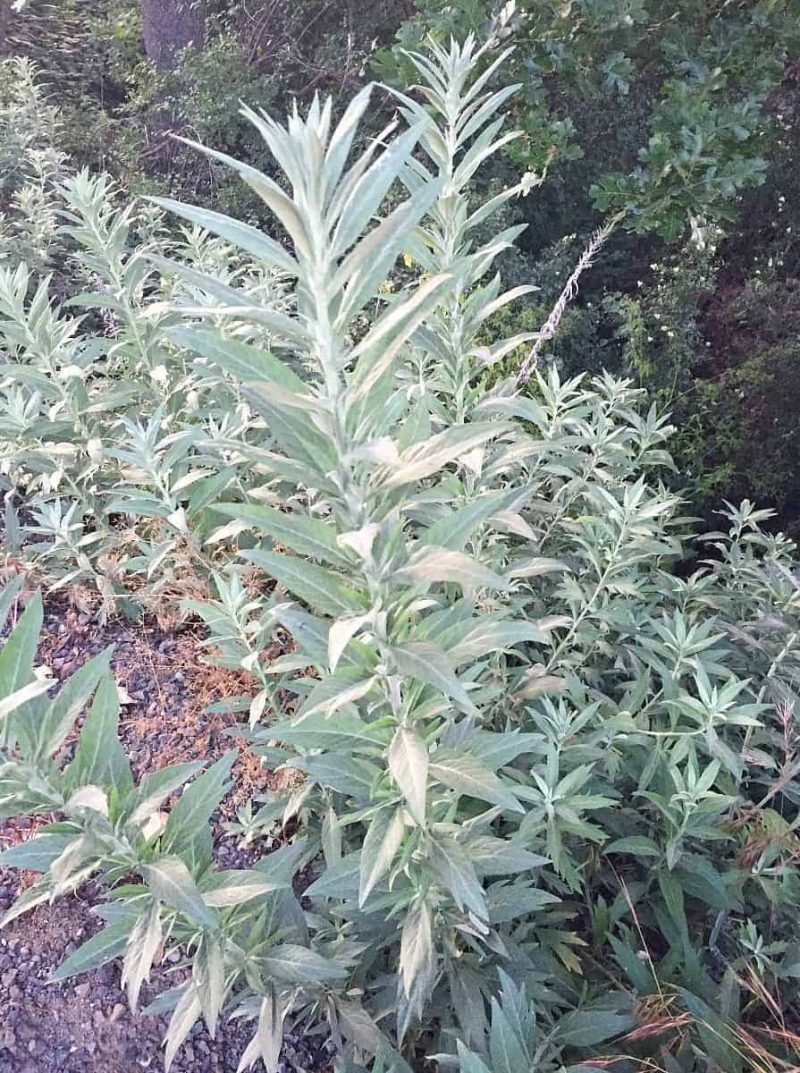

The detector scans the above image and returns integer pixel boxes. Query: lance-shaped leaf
[382,422,509,487]
[388,726,428,825]
[195,933,225,1036]
[164,984,203,1072]
[268,708,389,752]
[121,900,163,1012]
[334,178,445,323]
[429,835,487,920]
[261,943,348,985]
[168,326,306,391]
[391,642,477,716]
[140,858,217,929]
[150,197,298,275]
[65,675,133,796]
[245,550,368,618]
[421,489,517,551]
[199,869,289,907]
[52,917,133,982]
[397,546,506,592]
[429,752,524,813]
[160,752,236,874]
[398,900,436,1037]
[216,502,351,569]
[296,670,377,720]
[332,120,432,257]
[447,619,551,664]
[36,648,113,761]
[359,804,406,906]
[350,273,453,400]
[0,591,42,703]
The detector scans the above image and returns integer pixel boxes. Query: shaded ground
[0,604,321,1073]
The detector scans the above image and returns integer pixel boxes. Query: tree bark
[0,0,12,55]
[141,0,206,71]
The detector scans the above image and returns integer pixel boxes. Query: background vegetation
[3,4,800,1073]
[4,0,800,531]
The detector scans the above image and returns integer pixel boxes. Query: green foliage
[380,0,800,243]
[4,35,800,1073]
[0,150,291,616]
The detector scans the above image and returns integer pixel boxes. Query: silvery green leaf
[304,851,360,899]
[140,858,217,929]
[0,591,42,700]
[429,835,487,920]
[324,83,374,192]
[174,135,311,256]
[507,557,572,579]
[328,613,371,672]
[300,751,380,798]
[334,178,446,323]
[399,899,435,1002]
[150,198,298,275]
[65,675,133,796]
[359,805,406,907]
[36,648,112,761]
[456,1042,493,1073]
[397,546,506,592]
[244,385,337,471]
[273,605,329,665]
[457,83,521,144]
[130,761,205,828]
[469,836,549,877]
[383,423,508,487]
[350,273,453,399]
[168,327,306,391]
[0,578,24,635]
[164,984,203,1072]
[429,752,523,813]
[468,732,544,769]
[0,676,52,723]
[332,121,432,257]
[486,884,561,924]
[245,550,367,618]
[489,994,531,1073]
[391,642,477,716]
[261,943,348,985]
[388,726,428,826]
[195,933,225,1036]
[268,709,389,752]
[0,832,74,873]
[297,671,377,720]
[160,752,236,875]
[258,986,285,1073]
[121,900,162,1012]
[199,869,289,906]
[152,256,306,341]
[447,620,550,664]
[52,918,132,982]
[421,490,516,550]
[216,502,351,569]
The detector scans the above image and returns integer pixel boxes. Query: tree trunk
[141,0,206,71]
[0,0,12,55]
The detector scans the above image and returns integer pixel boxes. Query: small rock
[109,1002,126,1023]
[75,982,91,999]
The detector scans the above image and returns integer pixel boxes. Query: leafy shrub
[0,160,292,616]
[3,35,800,1073]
